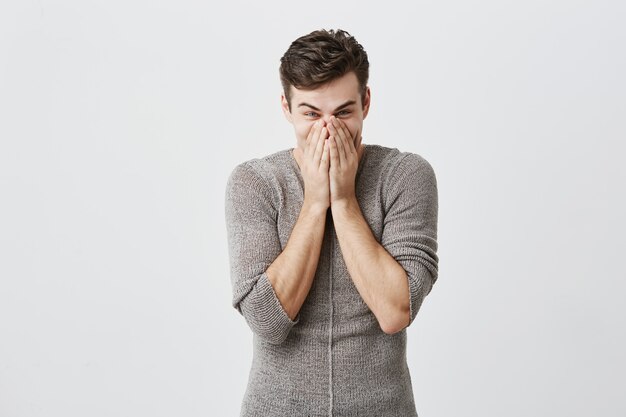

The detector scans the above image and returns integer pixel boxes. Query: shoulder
[225,148,293,199]
[365,144,436,186]
[394,151,437,186]
[228,149,291,182]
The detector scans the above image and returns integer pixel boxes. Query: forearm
[266,199,328,321]
[331,198,410,334]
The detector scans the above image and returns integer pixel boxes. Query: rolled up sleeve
[380,153,439,327]
[224,162,300,344]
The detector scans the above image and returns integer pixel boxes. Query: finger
[305,122,318,158]
[317,122,328,150]
[336,119,352,161]
[337,119,356,155]
[329,118,348,162]
[321,139,330,167]
[313,125,327,165]
[354,128,363,159]
[329,136,339,169]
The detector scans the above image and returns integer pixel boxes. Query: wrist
[330,196,360,216]
[302,198,330,217]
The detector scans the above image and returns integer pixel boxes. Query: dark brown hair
[279,28,369,112]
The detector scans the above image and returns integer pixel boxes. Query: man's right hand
[293,120,331,211]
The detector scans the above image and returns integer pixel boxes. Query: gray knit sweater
[224,143,439,417]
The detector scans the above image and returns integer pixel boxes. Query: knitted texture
[224,143,439,416]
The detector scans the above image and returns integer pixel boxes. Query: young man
[225,28,439,417]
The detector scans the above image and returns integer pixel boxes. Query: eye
[304,110,351,118]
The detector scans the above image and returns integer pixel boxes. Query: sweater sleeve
[224,162,300,344]
[380,153,439,327]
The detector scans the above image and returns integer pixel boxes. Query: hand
[292,120,331,210]
[327,116,364,207]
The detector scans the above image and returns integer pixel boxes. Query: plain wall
[1,0,624,416]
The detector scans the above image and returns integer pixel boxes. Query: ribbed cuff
[252,271,300,342]
[407,261,434,325]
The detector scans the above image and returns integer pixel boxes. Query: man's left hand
[327,115,365,207]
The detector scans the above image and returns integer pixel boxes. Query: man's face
[281,71,370,150]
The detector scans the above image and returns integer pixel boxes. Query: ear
[281,94,293,123]
[362,86,371,120]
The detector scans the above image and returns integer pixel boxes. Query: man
[225,28,439,417]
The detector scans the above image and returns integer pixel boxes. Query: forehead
[291,71,360,107]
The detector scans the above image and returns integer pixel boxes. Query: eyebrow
[297,99,357,112]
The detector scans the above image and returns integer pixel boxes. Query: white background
[1,1,624,416]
